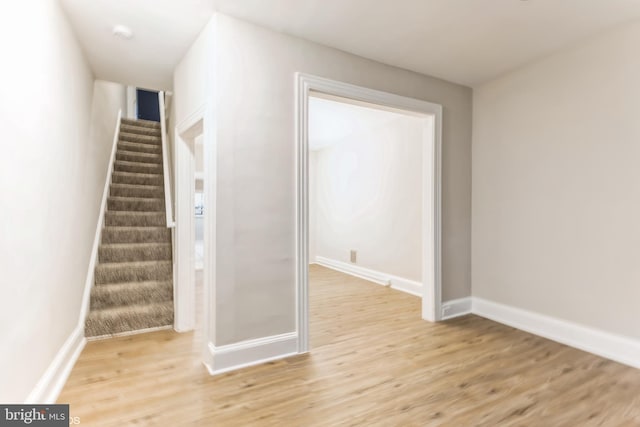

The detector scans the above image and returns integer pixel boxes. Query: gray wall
[473,21,640,339]
[214,14,473,345]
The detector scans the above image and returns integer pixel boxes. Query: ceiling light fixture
[112,25,133,40]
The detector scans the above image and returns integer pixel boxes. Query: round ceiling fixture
[112,25,133,40]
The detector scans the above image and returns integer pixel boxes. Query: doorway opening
[296,74,442,353]
[136,88,161,122]
[173,100,215,366]
[174,114,204,335]
[194,136,205,272]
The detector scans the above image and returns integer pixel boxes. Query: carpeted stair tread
[99,242,172,262]
[112,171,163,186]
[110,183,164,199]
[85,301,173,337]
[102,226,170,244]
[120,123,161,137]
[121,118,160,128]
[105,211,166,227]
[107,195,164,212]
[116,150,162,165]
[87,118,173,338]
[95,260,172,284]
[90,280,173,310]
[114,160,163,174]
[118,141,162,155]
[119,132,161,145]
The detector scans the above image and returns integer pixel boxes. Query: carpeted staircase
[85,118,174,338]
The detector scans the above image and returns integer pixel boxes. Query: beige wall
[173,16,215,126]
[0,0,110,401]
[89,80,127,157]
[473,21,640,339]
[311,115,424,282]
[214,14,472,345]
[172,16,215,211]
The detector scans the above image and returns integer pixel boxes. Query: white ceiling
[58,0,640,90]
[213,0,640,86]
[59,0,215,90]
[309,96,409,151]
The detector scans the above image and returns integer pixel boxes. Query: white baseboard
[31,112,121,404]
[315,256,422,297]
[442,297,472,320]
[87,325,173,341]
[25,326,86,404]
[390,277,422,297]
[80,110,122,327]
[316,256,390,286]
[472,297,640,370]
[204,332,298,375]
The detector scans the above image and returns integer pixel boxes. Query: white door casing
[174,106,205,334]
[295,73,443,353]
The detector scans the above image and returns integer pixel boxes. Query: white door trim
[295,73,443,353]
[174,104,210,335]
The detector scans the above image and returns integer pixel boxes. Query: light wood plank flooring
[59,265,640,426]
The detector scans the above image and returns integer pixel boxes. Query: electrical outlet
[350,250,357,263]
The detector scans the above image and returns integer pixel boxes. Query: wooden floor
[59,265,640,426]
